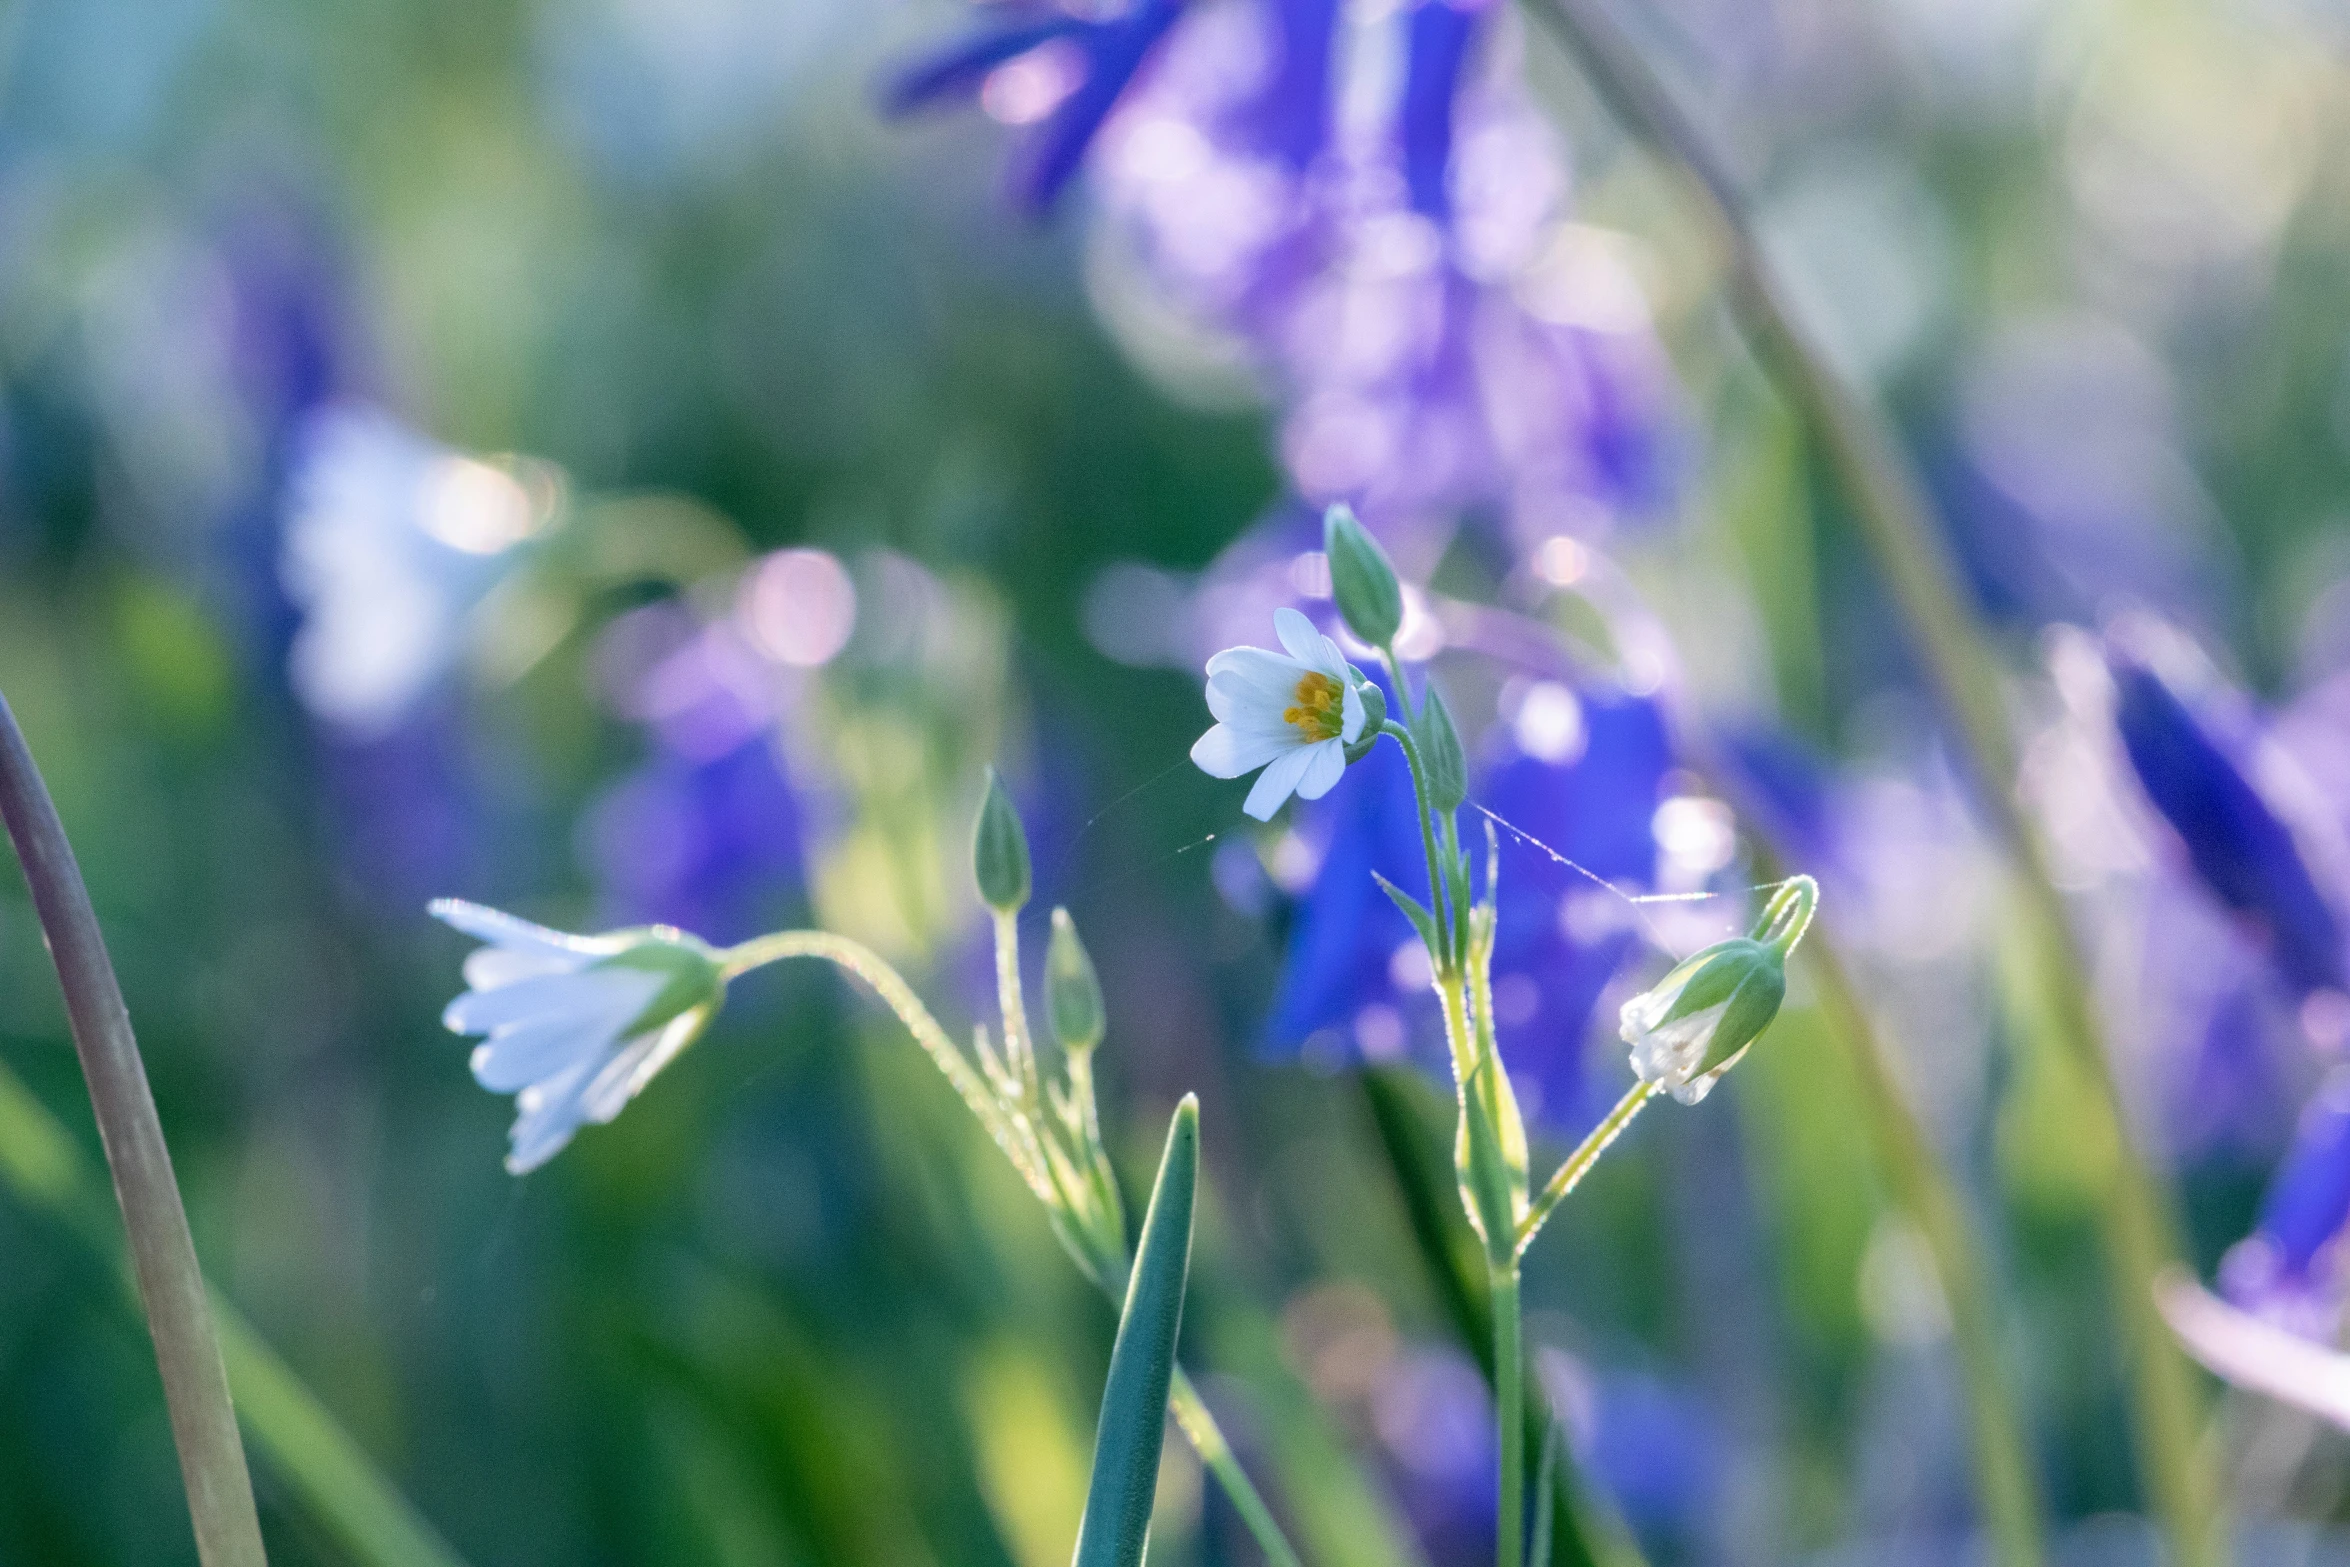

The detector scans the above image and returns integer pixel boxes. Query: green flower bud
[1046,907,1106,1054]
[1619,937,1785,1104]
[1324,503,1404,647]
[972,767,1032,913]
[1416,685,1468,812]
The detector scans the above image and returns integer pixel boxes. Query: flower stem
[0,694,267,1567]
[1516,1080,1659,1258]
[1515,0,2211,1555]
[724,930,1307,1567]
[1493,1263,1526,1567]
[1382,720,1456,971]
[1170,1369,1303,1567]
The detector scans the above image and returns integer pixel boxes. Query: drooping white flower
[1190,607,1370,821]
[431,899,724,1172]
[1619,937,1786,1105]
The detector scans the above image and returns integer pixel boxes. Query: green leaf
[1323,504,1403,647]
[1371,871,1442,959]
[1047,907,1107,1054]
[1416,686,1468,813]
[1073,1096,1199,1567]
[973,766,1033,913]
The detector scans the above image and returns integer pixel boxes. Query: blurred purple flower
[892,0,1680,551]
[2108,637,2348,998]
[884,0,1190,213]
[2222,1070,2350,1336]
[585,604,818,947]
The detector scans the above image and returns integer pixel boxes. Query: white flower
[1619,938,1786,1105]
[1189,607,1369,821]
[431,899,724,1173]
[283,406,552,737]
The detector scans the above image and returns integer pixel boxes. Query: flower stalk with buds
[1190,506,1819,1567]
[430,770,1301,1567]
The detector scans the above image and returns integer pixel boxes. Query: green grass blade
[1072,1095,1198,1567]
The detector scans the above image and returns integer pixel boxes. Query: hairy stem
[723,930,1306,1567]
[1515,0,2208,1554]
[1517,1081,1659,1257]
[0,694,267,1567]
[1382,720,1456,971]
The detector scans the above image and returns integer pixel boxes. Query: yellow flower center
[1283,671,1346,742]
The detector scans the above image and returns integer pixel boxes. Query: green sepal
[1072,1096,1199,1567]
[598,930,726,1040]
[1655,936,1788,1078]
[1454,1058,1522,1264]
[973,767,1033,913]
[1324,503,1405,647]
[1343,678,1389,763]
[1046,908,1107,1054]
[1372,871,1443,962]
[1416,686,1468,813]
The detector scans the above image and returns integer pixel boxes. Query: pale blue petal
[1273,607,1322,665]
[470,1014,619,1092]
[1243,744,1318,820]
[1340,679,1367,743]
[1293,739,1347,802]
[1193,722,1297,779]
[431,899,618,961]
[1206,646,1307,704]
[442,966,659,1035]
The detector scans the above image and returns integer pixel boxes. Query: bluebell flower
[2222,1070,2350,1334]
[2109,645,2348,997]
[1244,0,1341,169]
[1399,0,1488,218]
[884,0,1189,214]
[586,736,808,948]
[1265,676,1672,1139]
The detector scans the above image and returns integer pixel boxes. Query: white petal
[1207,670,1293,726]
[1193,722,1298,780]
[442,966,660,1035]
[1293,738,1348,802]
[1340,679,1366,744]
[1243,744,1319,821]
[430,899,617,962]
[1206,646,1308,705]
[463,945,579,991]
[2157,1274,2350,1431]
[1273,608,1325,666]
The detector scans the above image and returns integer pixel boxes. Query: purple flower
[1400,0,1489,218]
[2222,1070,2350,1336]
[884,0,1190,213]
[2108,638,2347,998]
[584,602,819,947]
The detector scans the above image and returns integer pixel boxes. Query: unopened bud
[972,767,1032,913]
[1324,504,1404,647]
[1047,907,1106,1054]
